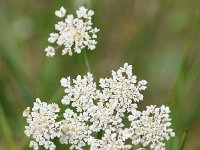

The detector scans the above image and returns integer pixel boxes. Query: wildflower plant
[23,5,175,150]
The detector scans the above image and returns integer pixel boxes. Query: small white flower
[55,6,66,18]
[23,107,30,117]
[29,141,39,150]
[76,6,88,18]
[48,33,59,43]
[44,46,55,57]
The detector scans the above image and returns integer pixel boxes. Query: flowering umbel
[24,4,175,150]
[44,6,99,57]
[23,63,175,150]
[23,98,61,150]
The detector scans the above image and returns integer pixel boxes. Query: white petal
[55,6,66,18]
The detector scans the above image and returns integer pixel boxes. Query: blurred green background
[0,0,200,149]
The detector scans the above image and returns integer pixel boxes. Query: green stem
[84,49,91,72]
[0,104,14,150]
[82,0,100,139]
[81,0,92,73]
[179,130,188,150]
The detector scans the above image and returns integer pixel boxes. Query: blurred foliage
[0,0,200,149]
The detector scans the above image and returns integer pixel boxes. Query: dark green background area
[0,0,200,149]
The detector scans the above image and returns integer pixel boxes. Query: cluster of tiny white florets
[23,63,175,150]
[60,72,97,112]
[99,63,147,114]
[23,98,61,150]
[44,6,99,57]
[128,105,175,150]
[88,128,132,150]
[59,109,91,149]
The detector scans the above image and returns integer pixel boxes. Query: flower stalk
[84,49,91,72]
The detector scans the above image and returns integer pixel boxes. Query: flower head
[61,73,97,112]
[129,105,175,150]
[88,128,132,150]
[23,98,61,150]
[59,109,91,150]
[24,63,175,150]
[45,6,99,57]
[99,63,147,114]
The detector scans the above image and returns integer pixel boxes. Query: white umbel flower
[24,63,175,150]
[129,105,175,150]
[23,98,61,150]
[45,6,99,57]
[59,109,91,150]
[61,73,97,112]
[99,63,147,113]
[88,128,132,150]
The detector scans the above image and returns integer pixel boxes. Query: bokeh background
[0,0,200,149]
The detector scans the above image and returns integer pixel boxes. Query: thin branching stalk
[81,1,104,140]
[84,49,91,72]
[81,0,92,73]
[82,0,102,139]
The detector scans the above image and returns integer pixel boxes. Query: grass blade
[179,130,188,150]
[0,104,14,150]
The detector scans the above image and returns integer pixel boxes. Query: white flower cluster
[23,63,175,150]
[23,98,61,150]
[25,3,175,150]
[44,6,99,57]
[128,105,175,150]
